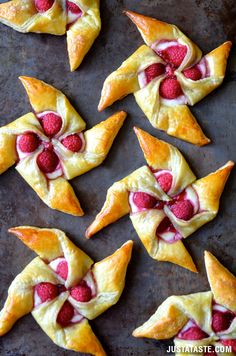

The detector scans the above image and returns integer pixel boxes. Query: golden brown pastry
[98,10,231,146]
[0,226,133,355]
[0,0,101,71]
[0,76,126,216]
[133,251,236,356]
[86,127,234,272]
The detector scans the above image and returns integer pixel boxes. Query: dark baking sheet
[0,0,236,355]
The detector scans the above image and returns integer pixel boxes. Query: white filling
[37,110,60,120]
[213,304,229,313]
[160,94,188,106]
[158,230,176,242]
[179,320,196,335]
[71,312,84,323]
[185,186,199,214]
[34,289,42,307]
[49,257,66,273]
[46,164,63,180]
[152,40,178,52]
[138,71,147,89]
[83,270,97,297]
[67,10,82,24]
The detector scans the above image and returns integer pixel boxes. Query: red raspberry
[40,113,62,137]
[35,282,59,303]
[156,173,173,193]
[160,45,187,68]
[183,66,202,81]
[156,217,173,234]
[57,301,74,327]
[56,260,68,280]
[159,77,183,99]
[61,134,83,152]
[34,0,54,12]
[18,133,39,153]
[204,346,217,356]
[70,280,92,302]
[66,0,82,14]
[133,192,157,209]
[180,326,208,340]
[221,339,236,353]
[171,200,194,221]
[37,149,59,173]
[212,311,234,333]
[145,63,165,84]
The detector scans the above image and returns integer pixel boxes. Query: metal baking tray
[0,0,235,355]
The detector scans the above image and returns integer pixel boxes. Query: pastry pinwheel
[98,10,231,146]
[86,127,234,272]
[0,226,133,355]
[0,0,101,71]
[133,251,236,356]
[0,76,126,216]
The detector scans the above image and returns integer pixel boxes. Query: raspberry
[159,77,183,99]
[221,339,236,353]
[37,149,59,173]
[18,133,39,153]
[61,134,83,152]
[156,217,173,234]
[40,113,62,137]
[204,346,217,356]
[156,173,173,193]
[57,301,74,327]
[145,63,165,84]
[133,192,157,209]
[34,0,54,12]
[180,326,208,340]
[35,282,59,303]
[56,260,68,280]
[171,200,194,221]
[70,280,92,302]
[212,311,234,333]
[66,0,82,14]
[160,45,187,68]
[183,66,202,81]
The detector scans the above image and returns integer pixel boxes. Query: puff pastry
[133,251,236,356]
[0,0,101,71]
[0,226,133,355]
[98,10,232,145]
[0,76,126,216]
[86,127,234,272]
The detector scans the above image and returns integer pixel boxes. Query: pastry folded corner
[0,0,37,30]
[85,184,130,238]
[193,160,234,213]
[159,105,210,146]
[124,10,174,47]
[205,251,236,312]
[132,297,188,339]
[206,41,232,77]
[84,111,127,159]
[98,45,148,111]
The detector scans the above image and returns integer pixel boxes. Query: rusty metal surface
[0,0,236,355]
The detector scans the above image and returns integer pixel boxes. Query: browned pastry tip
[205,251,236,312]
[133,126,171,168]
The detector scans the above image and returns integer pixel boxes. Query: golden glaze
[133,252,236,356]
[0,0,101,71]
[0,77,126,215]
[0,226,133,355]
[98,10,231,145]
[86,128,234,272]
